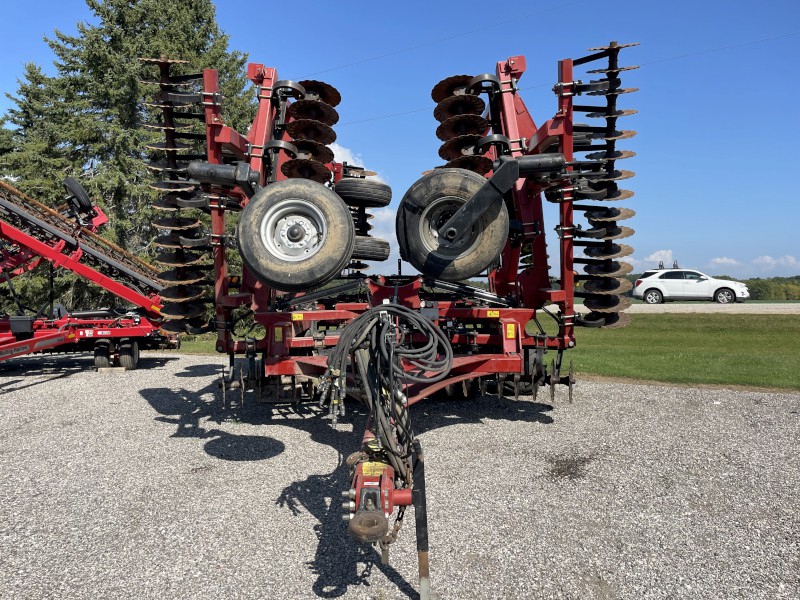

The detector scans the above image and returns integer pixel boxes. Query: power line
[293,0,585,80]
[639,30,800,66]
[337,30,800,128]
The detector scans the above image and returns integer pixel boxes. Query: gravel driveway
[1,353,798,599]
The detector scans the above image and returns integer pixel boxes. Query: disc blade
[431,74,474,103]
[442,155,493,175]
[586,65,639,74]
[582,295,632,312]
[436,114,490,141]
[155,250,206,267]
[578,206,636,222]
[585,150,636,161]
[143,122,192,131]
[287,99,339,126]
[585,109,638,119]
[149,180,198,193]
[160,302,205,320]
[293,140,334,164]
[286,119,337,145]
[297,80,342,107]
[158,269,207,286]
[582,243,634,260]
[438,134,482,161]
[582,278,633,295]
[159,286,206,303]
[588,87,639,96]
[433,94,485,123]
[584,261,633,277]
[153,217,202,231]
[587,42,639,51]
[280,159,332,183]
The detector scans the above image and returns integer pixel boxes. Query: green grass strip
[570,314,800,390]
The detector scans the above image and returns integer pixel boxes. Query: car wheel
[714,288,735,304]
[643,289,663,304]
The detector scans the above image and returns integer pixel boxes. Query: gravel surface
[624,302,800,314]
[1,353,799,599]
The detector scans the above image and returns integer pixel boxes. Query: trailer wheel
[63,177,93,214]
[396,168,509,281]
[94,340,111,369]
[119,340,140,370]
[351,236,390,261]
[238,178,355,291]
[334,178,392,208]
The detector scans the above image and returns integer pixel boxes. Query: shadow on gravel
[0,353,176,393]
[139,360,555,599]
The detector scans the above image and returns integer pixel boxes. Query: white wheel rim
[260,198,327,262]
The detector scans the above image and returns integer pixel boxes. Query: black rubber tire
[643,289,663,304]
[396,168,509,281]
[351,236,390,261]
[334,178,392,208]
[714,288,735,304]
[94,340,111,369]
[237,179,355,292]
[63,177,93,213]
[118,339,139,370]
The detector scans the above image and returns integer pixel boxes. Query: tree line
[1,0,254,314]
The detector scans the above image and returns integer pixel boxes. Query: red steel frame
[0,184,170,362]
[192,54,578,402]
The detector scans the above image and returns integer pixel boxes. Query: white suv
[633,269,750,304]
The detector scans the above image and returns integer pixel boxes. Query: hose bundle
[318,303,453,477]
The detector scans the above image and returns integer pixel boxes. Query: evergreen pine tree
[2,0,253,251]
[1,0,254,313]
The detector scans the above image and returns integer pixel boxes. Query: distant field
[177,314,800,391]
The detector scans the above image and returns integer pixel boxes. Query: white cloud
[366,206,414,274]
[710,257,741,266]
[330,142,386,184]
[644,249,674,264]
[625,249,675,271]
[752,255,798,270]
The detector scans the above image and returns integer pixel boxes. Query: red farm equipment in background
[141,41,638,597]
[0,180,176,367]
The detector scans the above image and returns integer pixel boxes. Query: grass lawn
[176,314,800,391]
[569,314,800,390]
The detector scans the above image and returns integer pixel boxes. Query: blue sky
[2,0,799,278]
